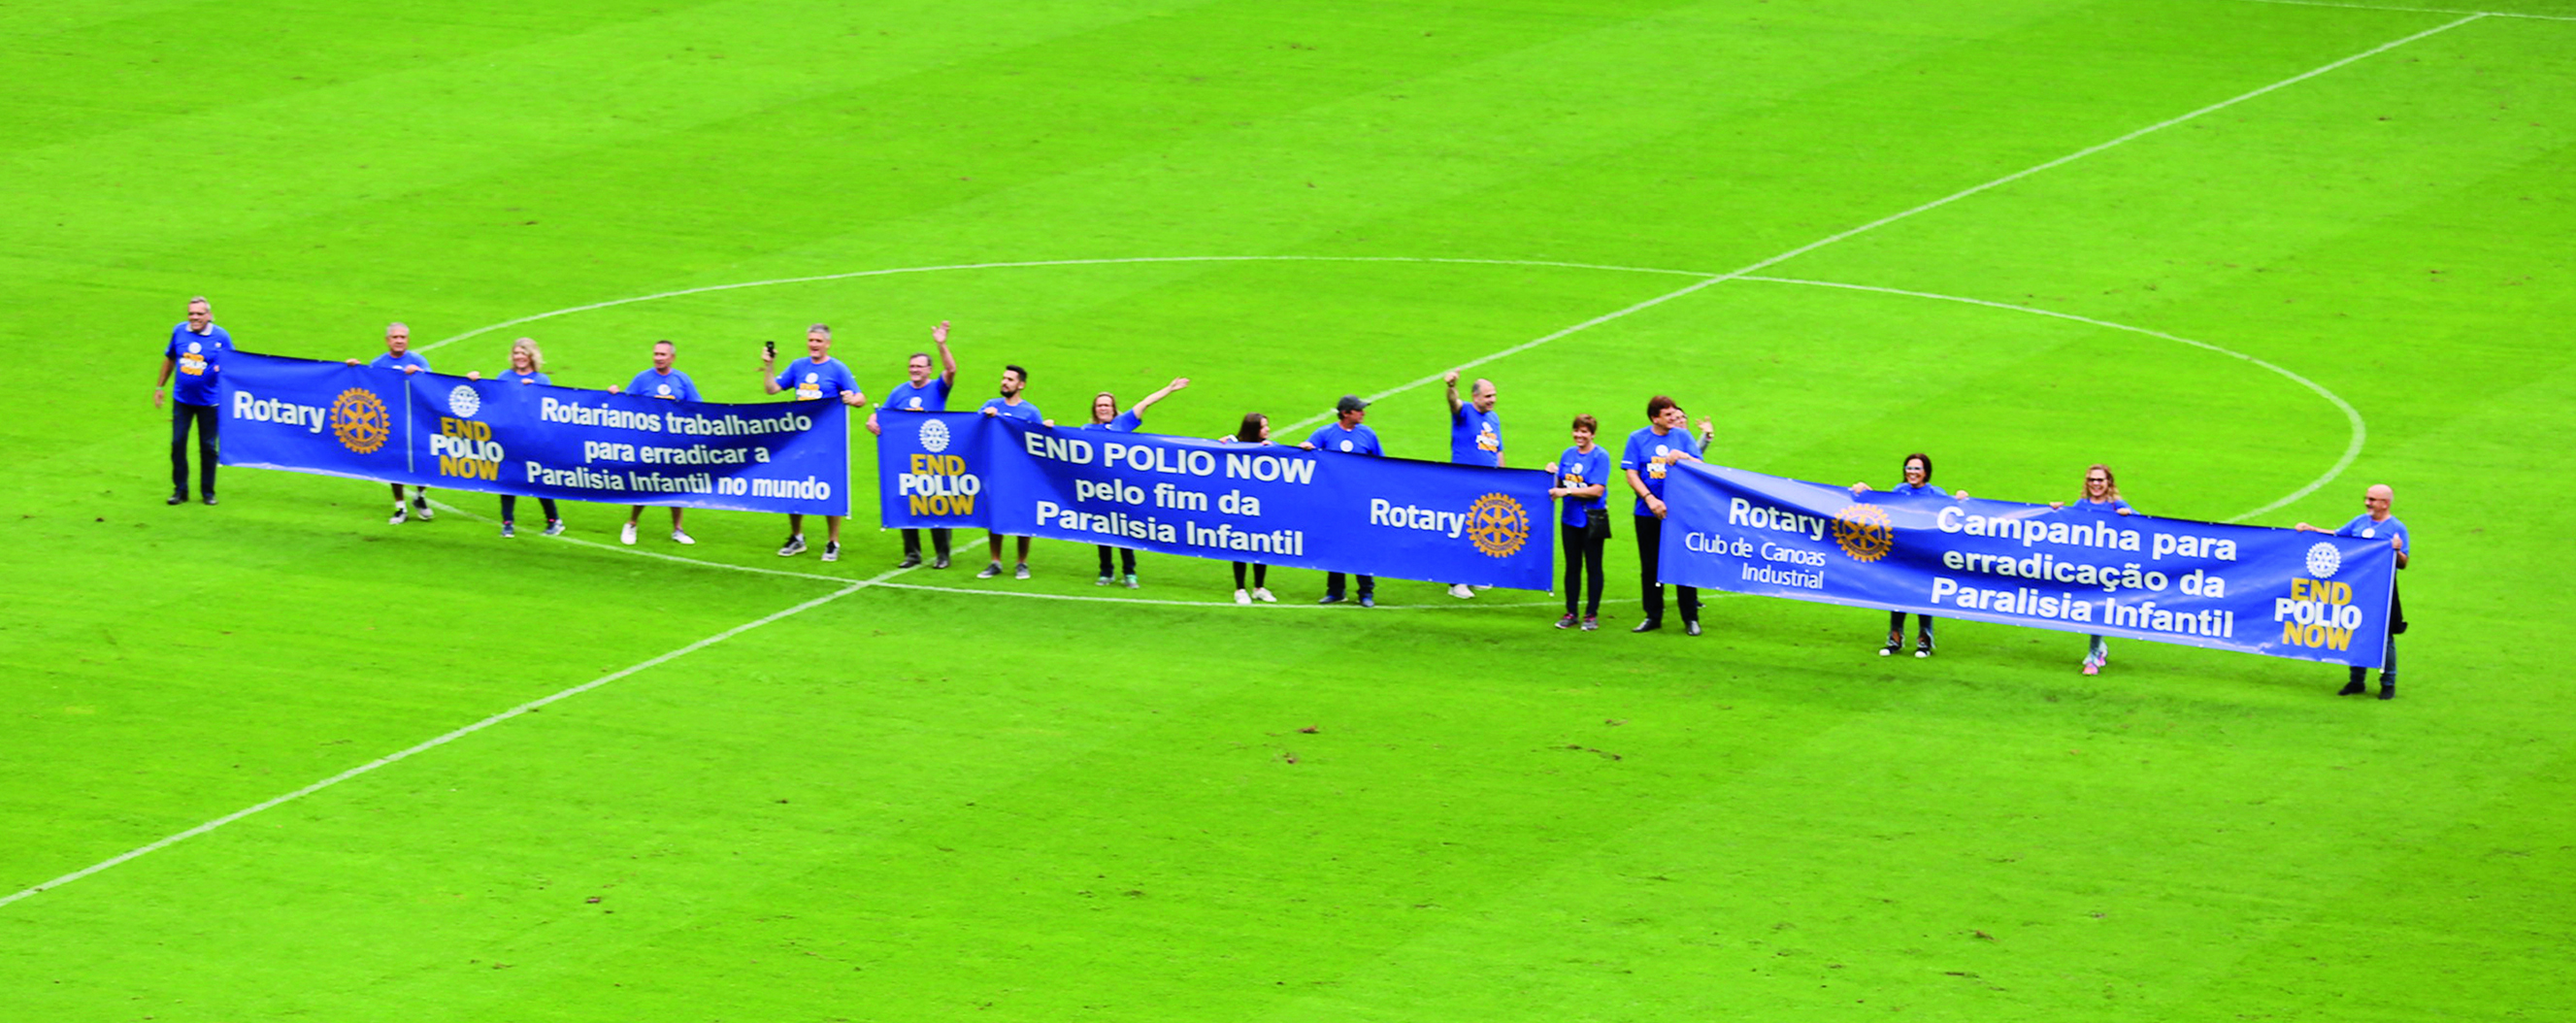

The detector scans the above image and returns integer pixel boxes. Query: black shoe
[1914,636,1932,658]
[2379,682,2395,701]
[1317,594,1346,605]
[895,553,922,569]
[167,493,187,506]
[202,493,218,506]
[1632,619,1662,633]
[2338,679,2367,696]
[932,555,951,570]
[1358,593,1373,608]
[1684,620,1701,637]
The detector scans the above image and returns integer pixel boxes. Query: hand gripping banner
[1658,462,2398,667]
[874,412,1555,589]
[217,350,849,514]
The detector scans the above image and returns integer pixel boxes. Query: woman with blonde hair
[476,338,562,539]
[2052,463,2133,675]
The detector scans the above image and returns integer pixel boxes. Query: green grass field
[7,0,2574,1018]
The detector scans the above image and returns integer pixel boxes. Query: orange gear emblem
[1833,504,1895,563]
[331,387,390,454]
[1467,492,1531,558]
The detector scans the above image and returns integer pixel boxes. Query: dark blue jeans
[499,495,559,524]
[170,401,218,497]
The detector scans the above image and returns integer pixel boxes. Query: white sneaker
[388,505,409,525]
[821,541,841,563]
[1235,589,1252,605]
[619,521,638,545]
[672,529,695,545]
[413,502,435,521]
[1252,587,1275,603]
[1447,583,1475,600]
[1471,584,1491,592]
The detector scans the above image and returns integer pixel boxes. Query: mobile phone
[764,340,776,358]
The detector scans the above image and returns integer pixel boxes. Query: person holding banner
[466,339,564,539]
[1546,414,1610,630]
[1443,370,1503,600]
[1303,395,1383,607]
[348,322,435,524]
[977,364,1045,579]
[2300,484,2410,700]
[866,321,959,569]
[1222,412,1279,605]
[1852,452,1968,656]
[2052,464,2135,675]
[1080,376,1191,587]
[154,296,229,507]
[762,324,868,563]
[1623,396,1712,635]
[614,340,700,545]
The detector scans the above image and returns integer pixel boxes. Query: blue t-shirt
[2336,513,2409,556]
[1556,446,1610,527]
[884,376,951,412]
[1619,426,1701,515]
[1451,405,1503,467]
[498,369,550,386]
[370,350,431,373]
[2070,496,2134,515]
[1079,410,1143,433]
[775,357,859,401]
[1307,422,1382,456]
[1889,481,1940,497]
[981,397,1045,423]
[627,368,698,402]
[164,324,231,406]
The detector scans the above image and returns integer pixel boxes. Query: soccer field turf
[6,0,2574,1018]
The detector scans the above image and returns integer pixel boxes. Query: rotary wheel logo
[2305,542,2341,578]
[1832,503,1895,562]
[330,387,390,454]
[1465,492,1530,558]
[919,417,951,453]
[446,384,481,419]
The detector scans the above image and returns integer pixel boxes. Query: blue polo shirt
[1451,405,1503,467]
[1619,426,1700,515]
[164,324,231,406]
[884,376,951,412]
[2336,513,2409,556]
[775,357,859,400]
[370,350,431,373]
[1079,410,1143,433]
[981,397,1044,423]
[497,369,550,386]
[1307,422,1382,456]
[1556,445,1610,527]
[627,368,698,402]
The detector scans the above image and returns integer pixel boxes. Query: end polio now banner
[216,350,849,514]
[1658,462,2398,667]
[873,412,1555,589]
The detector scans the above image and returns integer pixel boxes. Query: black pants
[170,401,218,497]
[904,528,952,558]
[1097,544,1136,577]
[1634,513,1699,623]
[1888,610,1935,644]
[1562,521,1605,616]
[500,495,559,524]
[1325,573,1373,598]
[1233,562,1268,589]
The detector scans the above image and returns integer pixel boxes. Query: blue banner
[875,413,1555,588]
[1658,462,2397,666]
[217,350,850,514]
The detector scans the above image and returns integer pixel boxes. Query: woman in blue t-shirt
[1850,452,1966,656]
[1546,414,1612,630]
[469,339,562,539]
[2052,463,2135,675]
[1079,378,1189,587]
[1221,412,1277,605]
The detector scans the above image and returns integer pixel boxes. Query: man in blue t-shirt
[347,322,436,524]
[615,340,700,546]
[154,296,231,506]
[1442,370,1504,599]
[1621,395,1713,635]
[977,363,1047,579]
[762,323,869,563]
[1303,395,1383,607]
[2300,483,2412,700]
[866,320,960,569]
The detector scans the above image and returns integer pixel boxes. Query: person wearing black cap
[1302,395,1383,607]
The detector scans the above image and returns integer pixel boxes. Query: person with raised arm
[866,321,959,569]
[761,324,868,563]
[1078,376,1190,587]
[1442,369,1503,600]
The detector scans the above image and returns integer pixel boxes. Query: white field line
[0,570,901,910]
[1738,278,2366,521]
[2231,0,2571,22]
[1276,13,2485,432]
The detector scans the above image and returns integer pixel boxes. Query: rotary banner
[874,412,1555,589]
[216,350,850,514]
[1657,462,2397,666]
